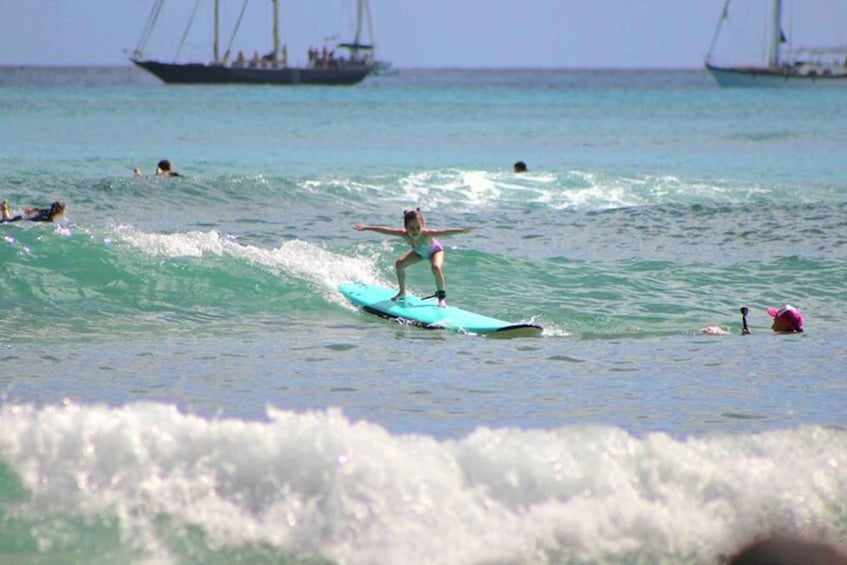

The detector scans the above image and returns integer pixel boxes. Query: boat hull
[132,60,371,86]
[706,63,847,88]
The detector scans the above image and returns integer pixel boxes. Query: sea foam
[0,402,843,564]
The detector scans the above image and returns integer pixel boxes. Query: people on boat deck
[513,161,528,173]
[353,208,475,308]
[155,159,180,177]
[308,47,337,69]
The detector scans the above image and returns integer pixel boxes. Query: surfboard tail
[488,324,544,338]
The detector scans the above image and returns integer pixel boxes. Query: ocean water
[0,66,845,563]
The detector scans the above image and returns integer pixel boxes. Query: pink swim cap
[766,304,804,332]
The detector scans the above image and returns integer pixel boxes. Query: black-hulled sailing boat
[130,0,375,86]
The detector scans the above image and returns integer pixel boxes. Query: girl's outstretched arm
[425,226,476,237]
[353,224,407,236]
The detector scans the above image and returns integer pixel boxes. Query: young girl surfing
[353,208,475,307]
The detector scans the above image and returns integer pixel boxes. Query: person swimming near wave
[701,304,804,335]
[155,159,181,177]
[353,208,475,307]
[23,201,66,222]
[1,200,22,223]
[766,304,804,333]
[513,160,528,173]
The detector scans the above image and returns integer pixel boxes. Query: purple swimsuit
[413,239,444,258]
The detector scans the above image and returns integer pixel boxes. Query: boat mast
[705,0,731,64]
[769,0,782,68]
[214,0,220,63]
[351,0,374,58]
[354,0,364,46]
[272,0,280,62]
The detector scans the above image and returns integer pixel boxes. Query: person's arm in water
[353,224,407,237]
[740,307,751,335]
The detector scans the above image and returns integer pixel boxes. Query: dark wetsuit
[27,209,53,222]
[0,215,22,223]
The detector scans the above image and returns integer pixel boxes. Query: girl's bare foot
[392,292,406,301]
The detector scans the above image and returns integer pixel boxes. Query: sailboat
[130,0,375,86]
[705,0,847,87]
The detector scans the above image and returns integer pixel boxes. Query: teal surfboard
[338,282,543,337]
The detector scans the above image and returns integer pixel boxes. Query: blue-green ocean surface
[0,67,845,563]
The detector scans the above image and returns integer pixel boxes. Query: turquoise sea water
[0,67,846,563]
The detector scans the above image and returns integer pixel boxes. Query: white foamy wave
[116,226,234,258]
[561,172,776,211]
[393,169,561,211]
[234,238,387,306]
[113,227,386,306]
[0,403,843,564]
[317,168,763,214]
[387,169,717,213]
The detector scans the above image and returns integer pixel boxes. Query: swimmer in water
[24,201,66,222]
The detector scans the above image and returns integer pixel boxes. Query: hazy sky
[0,0,843,69]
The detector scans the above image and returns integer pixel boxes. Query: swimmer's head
[767,304,803,333]
[49,201,66,220]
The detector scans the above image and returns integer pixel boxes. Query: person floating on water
[353,208,475,307]
[155,159,181,177]
[24,201,66,222]
[513,161,528,173]
[2,200,65,223]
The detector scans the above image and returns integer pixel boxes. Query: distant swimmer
[1,200,23,223]
[155,159,181,177]
[353,208,475,308]
[133,167,142,177]
[513,161,528,173]
[24,201,66,222]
